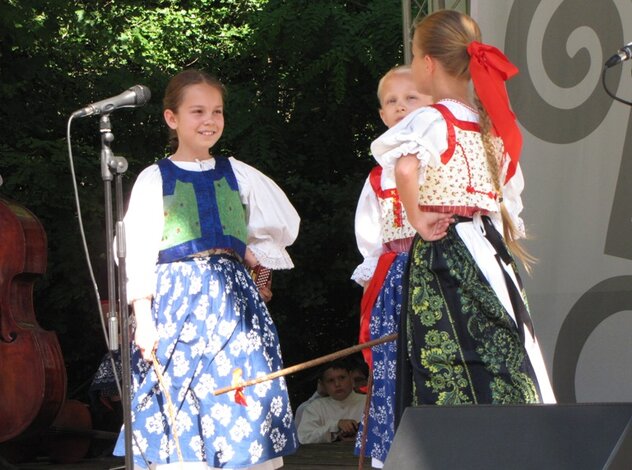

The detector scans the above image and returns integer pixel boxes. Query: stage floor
[8,441,359,470]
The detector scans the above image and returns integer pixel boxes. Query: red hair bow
[467,41,522,183]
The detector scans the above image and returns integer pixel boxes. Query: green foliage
[222,1,404,388]
[0,0,404,403]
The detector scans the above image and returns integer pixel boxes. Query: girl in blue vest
[114,69,300,469]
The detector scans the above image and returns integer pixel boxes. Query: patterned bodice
[156,156,247,263]
[419,103,502,216]
[369,166,417,244]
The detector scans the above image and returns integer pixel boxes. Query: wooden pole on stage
[213,333,398,396]
[357,369,374,470]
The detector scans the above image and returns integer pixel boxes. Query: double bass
[0,197,67,446]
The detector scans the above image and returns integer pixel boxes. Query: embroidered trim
[369,166,405,228]
[427,103,499,204]
[437,98,479,115]
[249,245,294,270]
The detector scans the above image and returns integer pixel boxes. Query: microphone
[72,85,151,118]
[605,42,632,68]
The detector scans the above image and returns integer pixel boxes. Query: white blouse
[351,175,382,286]
[123,156,300,302]
[370,100,525,237]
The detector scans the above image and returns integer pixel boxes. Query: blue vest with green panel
[156,157,248,263]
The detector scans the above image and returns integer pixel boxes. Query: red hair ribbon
[467,41,522,183]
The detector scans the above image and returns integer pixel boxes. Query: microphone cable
[602,65,632,106]
[66,115,151,470]
[66,115,111,352]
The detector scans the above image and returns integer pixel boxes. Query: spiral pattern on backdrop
[505,0,624,143]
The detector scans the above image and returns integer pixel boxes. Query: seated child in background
[294,376,328,428]
[297,360,366,444]
[348,354,369,394]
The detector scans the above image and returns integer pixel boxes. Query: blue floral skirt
[355,252,408,463]
[114,255,298,468]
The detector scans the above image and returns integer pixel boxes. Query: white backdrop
[471,0,632,402]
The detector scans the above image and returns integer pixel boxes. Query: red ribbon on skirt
[359,251,397,369]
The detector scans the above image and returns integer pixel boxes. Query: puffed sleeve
[371,106,448,189]
[123,164,164,302]
[230,157,300,269]
[351,176,382,286]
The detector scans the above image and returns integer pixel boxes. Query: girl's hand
[133,298,158,362]
[244,247,259,269]
[410,210,455,241]
[394,155,454,241]
[259,285,273,303]
[135,322,158,363]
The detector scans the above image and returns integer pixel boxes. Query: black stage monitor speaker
[384,403,632,470]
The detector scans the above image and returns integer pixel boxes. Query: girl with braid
[370,10,556,420]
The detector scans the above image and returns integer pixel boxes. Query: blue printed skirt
[355,252,408,464]
[114,254,298,468]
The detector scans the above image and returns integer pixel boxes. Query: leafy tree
[224,0,405,400]
[0,0,405,405]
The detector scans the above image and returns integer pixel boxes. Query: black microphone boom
[605,42,632,68]
[72,85,151,118]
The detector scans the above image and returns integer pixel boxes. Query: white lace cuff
[351,257,379,286]
[249,244,294,270]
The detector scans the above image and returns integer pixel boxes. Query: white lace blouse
[351,175,382,286]
[122,156,300,302]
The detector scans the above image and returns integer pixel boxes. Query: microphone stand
[99,114,133,470]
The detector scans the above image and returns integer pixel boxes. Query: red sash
[359,251,397,368]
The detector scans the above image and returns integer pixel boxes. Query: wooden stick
[358,368,374,470]
[213,333,398,396]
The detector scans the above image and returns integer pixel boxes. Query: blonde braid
[474,97,535,272]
